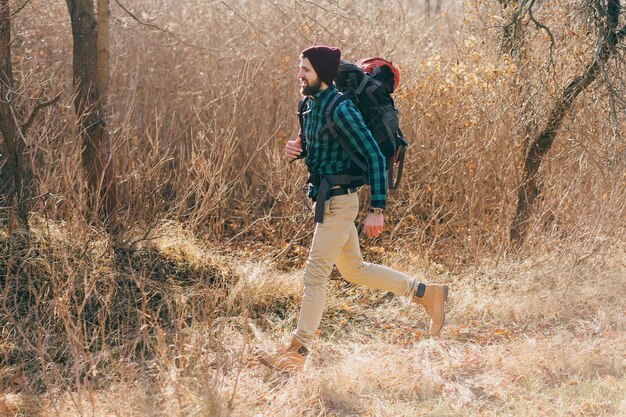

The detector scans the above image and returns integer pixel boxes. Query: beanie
[301,45,341,86]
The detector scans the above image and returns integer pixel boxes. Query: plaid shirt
[299,86,387,208]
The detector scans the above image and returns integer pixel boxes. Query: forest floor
[0,225,624,416]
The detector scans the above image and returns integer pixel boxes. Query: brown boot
[413,283,449,336]
[257,338,308,371]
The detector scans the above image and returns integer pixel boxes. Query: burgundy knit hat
[301,45,341,86]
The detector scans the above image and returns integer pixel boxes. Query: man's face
[298,57,322,96]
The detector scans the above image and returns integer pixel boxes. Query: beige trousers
[294,192,417,348]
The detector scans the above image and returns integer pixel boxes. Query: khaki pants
[294,192,417,348]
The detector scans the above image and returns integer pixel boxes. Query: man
[258,45,449,371]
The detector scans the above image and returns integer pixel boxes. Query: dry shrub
[0,219,229,393]
[6,0,623,260]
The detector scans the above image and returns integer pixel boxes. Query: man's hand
[285,137,303,160]
[363,212,384,238]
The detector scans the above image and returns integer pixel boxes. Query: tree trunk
[0,0,34,230]
[96,0,117,225]
[66,0,117,227]
[510,0,625,245]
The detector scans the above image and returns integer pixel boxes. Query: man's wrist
[369,207,384,215]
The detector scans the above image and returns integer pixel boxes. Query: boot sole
[430,285,448,336]
[257,352,304,372]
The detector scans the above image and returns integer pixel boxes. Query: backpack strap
[387,129,407,189]
[297,97,307,130]
[364,78,384,104]
[355,75,370,96]
[323,93,368,174]
[292,97,310,163]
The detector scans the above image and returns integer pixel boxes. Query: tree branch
[113,0,214,51]
[263,0,313,43]
[617,24,626,41]
[500,0,529,57]
[219,0,270,46]
[527,0,555,68]
[301,0,366,21]
[20,92,61,136]
[8,0,30,17]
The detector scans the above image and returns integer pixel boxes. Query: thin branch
[527,0,555,68]
[219,0,254,27]
[598,22,626,107]
[20,92,61,135]
[113,0,214,51]
[263,0,291,22]
[219,0,268,44]
[617,24,626,41]
[9,0,31,18]
[263,0,313,43]
[500,0,529,57]
[0,191,54,210]
[301,0,367,21]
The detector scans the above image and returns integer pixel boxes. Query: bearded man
[258,45,449,372]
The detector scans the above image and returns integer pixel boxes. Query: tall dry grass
[7,0,624,257]
[1,0,624,415]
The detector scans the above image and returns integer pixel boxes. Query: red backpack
[334,57,406,189]
[355,57,400,93]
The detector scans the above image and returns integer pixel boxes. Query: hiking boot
[257,338,308,371]
[412,283,449,336]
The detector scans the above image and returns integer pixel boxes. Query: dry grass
[1,0,625,416]
[0,220,623,416]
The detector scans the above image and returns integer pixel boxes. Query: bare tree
[510,0,626,244]
[0,0,58,231]
[66,0,117,228]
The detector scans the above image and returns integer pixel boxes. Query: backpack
[298,57,407,190]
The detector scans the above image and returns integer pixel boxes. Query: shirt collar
[311,85,336,101]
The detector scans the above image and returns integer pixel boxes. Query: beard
[301,78,322,96]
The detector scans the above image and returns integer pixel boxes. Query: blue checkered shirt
[298,86,387,208]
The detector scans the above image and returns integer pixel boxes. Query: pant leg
[335,221,416,296]
[293,193,359,348]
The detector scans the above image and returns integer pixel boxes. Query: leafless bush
[7,0,622,258]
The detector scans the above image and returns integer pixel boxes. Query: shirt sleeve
[332,100,387,209]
